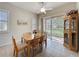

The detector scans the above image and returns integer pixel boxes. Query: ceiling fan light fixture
[40,7,46,14]
[41,7,45,12]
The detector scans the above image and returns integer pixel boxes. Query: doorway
[43,16,64,44]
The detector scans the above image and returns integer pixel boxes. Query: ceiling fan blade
[45,8,53,11]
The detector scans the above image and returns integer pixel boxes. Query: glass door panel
[43,18,52,39]
[52,17,64,38]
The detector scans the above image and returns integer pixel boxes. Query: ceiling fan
[39,2,53,14]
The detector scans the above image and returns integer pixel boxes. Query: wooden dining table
[23,33,42,42]
[22,32,43,56]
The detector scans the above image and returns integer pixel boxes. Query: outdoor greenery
[45,17,64,38]
[47,28,64,38]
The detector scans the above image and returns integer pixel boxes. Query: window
[0,10,8,32]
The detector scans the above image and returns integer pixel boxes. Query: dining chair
[37,32,47,48]
[39,35,44,46]
[38,35,45,52]
[12,36,28,57]
[30,37,40,56]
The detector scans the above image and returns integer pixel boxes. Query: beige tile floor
[0,37,79,57]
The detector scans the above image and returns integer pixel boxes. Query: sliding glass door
[43,16,64,43]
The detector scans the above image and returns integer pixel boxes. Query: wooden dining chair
[39,35,44,45]
[30,37,40,56]
[38,32,47,48]
[38,35,45,51]
[12,36,28,57]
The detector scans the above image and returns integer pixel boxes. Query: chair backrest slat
[39,35,44,44]
[30,37,39,47]
[12,36,18,51]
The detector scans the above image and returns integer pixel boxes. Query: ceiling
[9,2,69,14]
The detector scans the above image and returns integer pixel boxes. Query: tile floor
[0,36,79,57]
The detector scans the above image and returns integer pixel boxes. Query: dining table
[21,32,44,56]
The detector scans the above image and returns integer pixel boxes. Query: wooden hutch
[64,10,79,52]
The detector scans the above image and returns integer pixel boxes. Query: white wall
[76,3,79,11]
[0,2,37,46]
